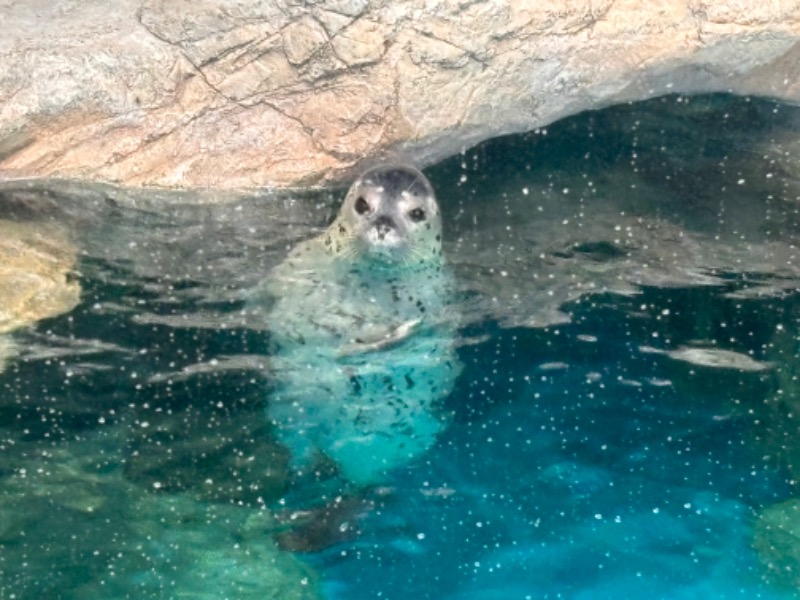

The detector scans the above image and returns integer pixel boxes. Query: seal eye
[408,207,426,223]
[354,196,370,215]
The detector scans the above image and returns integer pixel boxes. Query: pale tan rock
[0,216,80,374]
[1,0,800,189]
[283,16,331,66]
[0,220,80,334]
[331,18,388,66]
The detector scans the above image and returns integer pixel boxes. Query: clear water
[2,94,800,599]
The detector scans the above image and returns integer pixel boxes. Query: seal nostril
[374,215,395,232]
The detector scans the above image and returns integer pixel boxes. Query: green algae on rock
[0,431,322,599]
[755,499,800,590]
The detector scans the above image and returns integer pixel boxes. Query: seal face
[263,165,461,487]
[323,165,442,264]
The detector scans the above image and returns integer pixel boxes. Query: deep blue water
[2,94,800,599]
[312,287,797,599]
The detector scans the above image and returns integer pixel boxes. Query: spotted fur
[264,165,462,486]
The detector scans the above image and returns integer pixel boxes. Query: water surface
[2,93,800,598]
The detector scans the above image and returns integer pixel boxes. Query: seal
[263,165,462,487]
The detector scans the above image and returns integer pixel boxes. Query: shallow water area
[2,94,800,598]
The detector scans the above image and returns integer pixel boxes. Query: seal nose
[373,215,395,239]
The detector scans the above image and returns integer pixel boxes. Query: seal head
[325,165,441,265]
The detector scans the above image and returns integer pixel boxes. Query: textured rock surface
[1,0,799,189]
[0,219,80,334]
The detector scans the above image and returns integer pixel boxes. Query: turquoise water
[2,94,800,598]
[313,286,797,599]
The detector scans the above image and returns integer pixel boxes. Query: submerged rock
[0,210,81,374]
[123,399,291,506]
[0,336,16,374]
[1,0,800,188]
[0,219,80,334]
[754,499,800,590]
[0,430,322,599]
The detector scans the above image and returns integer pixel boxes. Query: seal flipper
[338,318,422,356]
[273,490,384,553]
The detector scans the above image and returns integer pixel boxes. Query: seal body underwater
[263,165,462,487]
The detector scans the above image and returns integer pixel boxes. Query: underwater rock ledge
[1,0,800,189]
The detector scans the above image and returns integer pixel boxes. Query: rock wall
[1,0,799,189]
